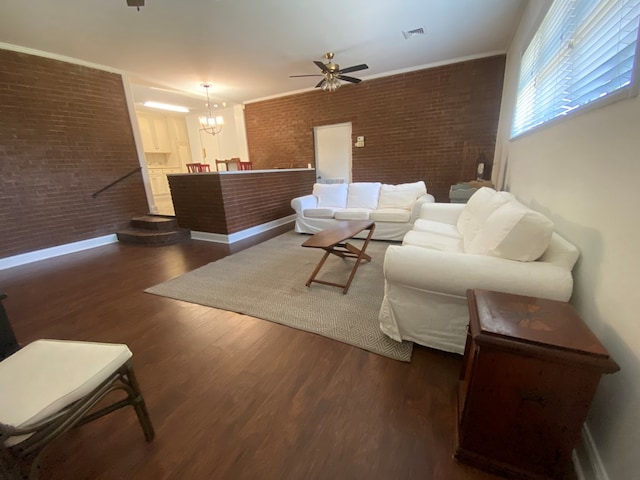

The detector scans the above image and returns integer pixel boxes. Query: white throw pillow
[377,181,427,210]
[313,183,348,208]
[346,182,381,209]
[467,201,554,261]
[457,187,510,250]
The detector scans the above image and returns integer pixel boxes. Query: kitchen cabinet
[167,116,190,145]
[148,167,180,215]
[138,114,172,153]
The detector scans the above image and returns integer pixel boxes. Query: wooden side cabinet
[455,289,619,480]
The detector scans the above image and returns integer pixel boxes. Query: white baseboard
[0,216,294,269]
[191,215,295,244]
[0,235,118,271]
[573,424,611,480]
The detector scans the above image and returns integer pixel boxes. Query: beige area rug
[145,231,413,361]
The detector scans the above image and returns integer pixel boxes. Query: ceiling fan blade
[313,60,330,73]
[289,74,324,78]
[315,78,326,88]
[339,64,369,74]
[337,75,362,84]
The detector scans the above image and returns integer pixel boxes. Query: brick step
[130,215,178,232]
[116,227,190,246]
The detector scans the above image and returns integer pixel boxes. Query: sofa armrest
[418,202,465,225]
[384,245,574,302]
[291,195,317,215]
[409,194,436,222]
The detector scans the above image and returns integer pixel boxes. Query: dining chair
[186,163,201,173]
[197,164,211,172]
[237,161,253,171]
[214,159,227,171]
[0,293,155,479]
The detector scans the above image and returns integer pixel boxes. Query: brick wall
[169,170,316,235]
[0,49,148,259]
[244,55,505,202]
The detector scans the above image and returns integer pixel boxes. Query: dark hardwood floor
[0,226,502,480]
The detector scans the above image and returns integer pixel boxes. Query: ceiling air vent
[402,28,425,40]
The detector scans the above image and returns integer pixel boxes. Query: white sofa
[379,187,580,354]
[291,181,435,241]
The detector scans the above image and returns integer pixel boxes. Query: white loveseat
[291,181,435,241]
[379,187,580,354]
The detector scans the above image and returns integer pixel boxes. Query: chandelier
[199,84,224,136]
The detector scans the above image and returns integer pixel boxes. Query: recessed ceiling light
[143,101,189,113]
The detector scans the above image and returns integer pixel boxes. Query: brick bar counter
[167,169,316,239]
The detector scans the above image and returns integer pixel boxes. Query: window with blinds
[512,0,640,137]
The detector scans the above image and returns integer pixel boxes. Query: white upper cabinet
[167,116,190,145]
[138,114,172,153]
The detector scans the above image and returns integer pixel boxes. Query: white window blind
[512,0,640,137]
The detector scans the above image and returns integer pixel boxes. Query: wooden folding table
[301,220,376,294]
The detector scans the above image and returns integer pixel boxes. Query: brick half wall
[0,49,148,259]
[169,170,316,235]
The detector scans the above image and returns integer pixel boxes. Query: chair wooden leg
[0,447,39,480]
[122,362,155,442]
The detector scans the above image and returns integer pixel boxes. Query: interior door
[314,123,352,183]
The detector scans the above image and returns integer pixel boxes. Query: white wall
[495,2,640,479]
[186,105,249,170]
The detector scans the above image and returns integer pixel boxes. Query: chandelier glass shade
[199,84,224,135]
[321,74,342,92]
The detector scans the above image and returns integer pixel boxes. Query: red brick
[245,55,505,202]
[0,49,148,259]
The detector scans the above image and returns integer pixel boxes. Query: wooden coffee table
[301,220,376,294]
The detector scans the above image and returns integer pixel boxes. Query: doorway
[313,123,352,183]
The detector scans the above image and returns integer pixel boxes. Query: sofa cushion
[346,183,381,209]
[370,208,411,223]
[303,208,336,219]
[377,181,427,210]
[413,219,462,238]
[402,230,463,252]
[457,187,511,250]
[334,208,371,220]
[467,201,554,261]
[313,183,348,208]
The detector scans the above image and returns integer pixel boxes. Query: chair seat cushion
[413,219,462,238]
[0,339,132,429]
[402,230,464,252]
[334,208,371,220]
[303,207,336,218]
[370,208,411,223]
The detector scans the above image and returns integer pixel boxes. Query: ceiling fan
[289,52,369,91]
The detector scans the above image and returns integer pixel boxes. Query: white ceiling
[0,0,526,115]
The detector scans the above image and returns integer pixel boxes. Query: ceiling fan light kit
[290,52,369,92]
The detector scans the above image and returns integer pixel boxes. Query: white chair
[0,293,154,479]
